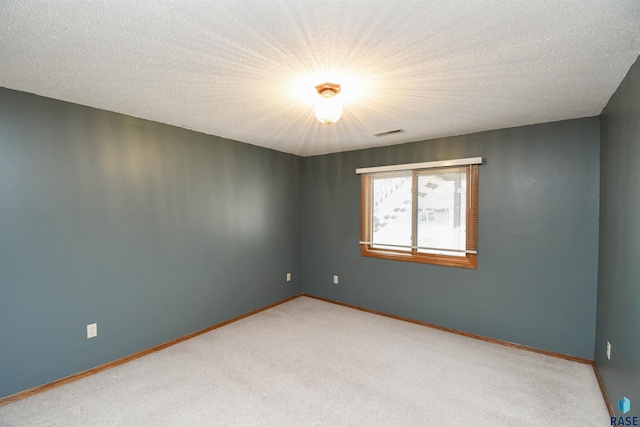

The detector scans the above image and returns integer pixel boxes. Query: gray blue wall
[4,62,633,401]
[0,88,302,399]
[596,56,640,411]
[302,118,600,359]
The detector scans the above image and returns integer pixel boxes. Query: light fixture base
[315,82,341,95]
[314,82,343,124]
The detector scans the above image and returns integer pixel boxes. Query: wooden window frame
[360,164,478,269]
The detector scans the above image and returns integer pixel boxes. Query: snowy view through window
[372,169,466,256]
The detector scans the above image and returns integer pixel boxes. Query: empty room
[1,1,639,426]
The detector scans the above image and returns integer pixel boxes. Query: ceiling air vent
[373,129,404,137]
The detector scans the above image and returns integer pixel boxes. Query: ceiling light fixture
[314,82,342,124]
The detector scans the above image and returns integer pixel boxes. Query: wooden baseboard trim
[300,294,619,414]
[0,294,302,407]
[592,363,614,416]
[3,292,612,416]
[306,294,614,416]
[302,293,594,365]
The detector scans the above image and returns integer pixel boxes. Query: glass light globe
[314,89,343,124]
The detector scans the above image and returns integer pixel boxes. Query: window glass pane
[416,169,466,256]
[371,175,412,251]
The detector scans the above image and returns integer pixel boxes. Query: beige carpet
[0,296,609,426]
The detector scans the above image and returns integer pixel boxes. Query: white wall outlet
[607,341,611,360]
[286,272,291,282]
[87,323,97,339]
[333,275,339,285]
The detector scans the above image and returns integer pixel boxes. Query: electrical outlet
[607,341,611,360]
[333,275,339,285]
[87,323,97,339]
[286,272,291,282]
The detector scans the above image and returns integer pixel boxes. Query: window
[358,158,480,269]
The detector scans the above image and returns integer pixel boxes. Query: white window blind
[356,157,482,175]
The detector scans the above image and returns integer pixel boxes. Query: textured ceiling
[1,1,639,156]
